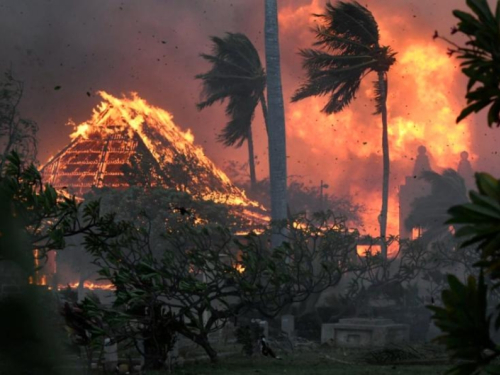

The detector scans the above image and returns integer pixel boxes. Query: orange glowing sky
[1,0,499,238]
[277,0,475,235]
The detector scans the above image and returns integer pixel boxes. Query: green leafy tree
[235,322,263,357]
[196,33,267,190]
[82,212,356,364]
[0,152,101,374]
[429,272,496,375]
[83,185,242,238]
[60,296,106,372]
[434,0,500,126]
[291,1,396,258]
[428,2,500,374]
[0,152,100,271]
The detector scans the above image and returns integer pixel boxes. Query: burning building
[40,91,268,290]
[42,91,264,210]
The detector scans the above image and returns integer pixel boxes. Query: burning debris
[59,281,115,291]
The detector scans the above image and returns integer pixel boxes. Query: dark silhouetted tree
[196,33,267,190]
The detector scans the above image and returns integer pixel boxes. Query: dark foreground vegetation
[1,0,500,374]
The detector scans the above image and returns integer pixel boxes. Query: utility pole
[319,180,329,208]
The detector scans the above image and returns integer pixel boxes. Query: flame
[30,249,50,286]
[66,91,266,212]
[59,281,116,291]
[278,4,474,257]
[356,244,381,257]
[234,263,245,273]
[28,274,47,286]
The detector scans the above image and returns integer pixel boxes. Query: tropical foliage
[0,152,100,271]
[428,2,500,372]
[79,210,358,365]
[435,0,500,126]
[196,33,267,189]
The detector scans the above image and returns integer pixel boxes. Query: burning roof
[41,91,267,223]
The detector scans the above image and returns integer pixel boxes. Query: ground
[170,352,449,375]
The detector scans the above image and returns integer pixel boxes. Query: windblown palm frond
[292,1,396,258]
[291,1,395,114]
[314,1,380,50]
[217,94,260,147]
[196,33,266,147]
[405,169,468,244]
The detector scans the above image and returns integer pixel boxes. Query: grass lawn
[171,353,449,375]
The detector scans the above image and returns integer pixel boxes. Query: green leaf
[456,100,491,123]
[475,173,500,199]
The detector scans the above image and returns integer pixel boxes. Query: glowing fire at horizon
[59,281,116,291]
[278,2,475,256]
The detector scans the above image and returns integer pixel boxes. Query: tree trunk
[197,336,218,363]
[247,127,257,191]
[264,0,288,248]
[142,337,167,370]
[378,71,390,259]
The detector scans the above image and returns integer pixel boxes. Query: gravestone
[281,314,295,337]
[321,323,336,344]
[221,322,236,343]
[103,342,118,371]
[426,321,441,342]
[324,318,409,348]
[137,339,145,368]
[251,319,269,338]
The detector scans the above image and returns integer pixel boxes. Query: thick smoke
[1,0,498,235]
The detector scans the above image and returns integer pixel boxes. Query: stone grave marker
[281,314,295,337]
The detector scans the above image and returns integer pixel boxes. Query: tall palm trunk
[247,127,257,190]
[378,71,389,259]
[265,0,288,248]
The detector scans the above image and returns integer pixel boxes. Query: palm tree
[405,169,468,245]
[196,33,267,191]
[291,1,396,257]
[265,0,288,247]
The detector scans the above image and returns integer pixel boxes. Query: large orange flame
[65,91,266,212]
[278,2,474,254]
[59,281,116,291]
